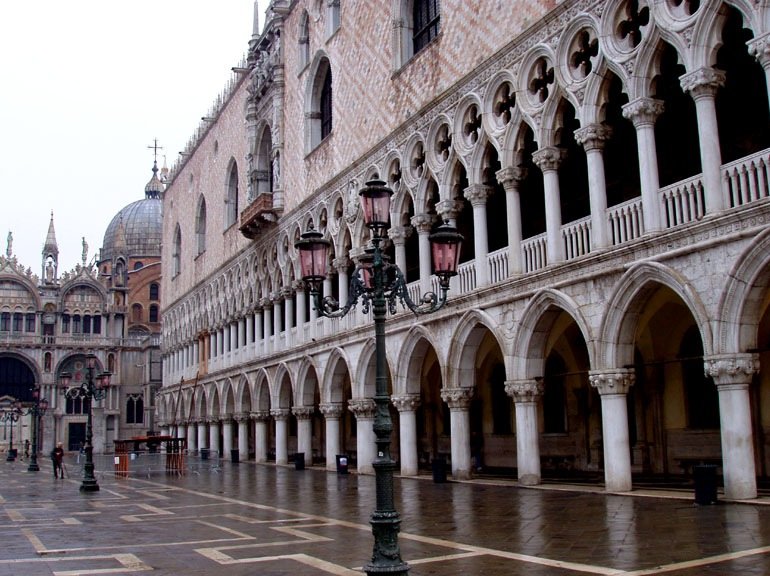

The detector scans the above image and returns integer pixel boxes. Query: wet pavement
[1,455,770,575]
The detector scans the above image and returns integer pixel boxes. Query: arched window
[320,67,333,140]
[225,161,239,228]
[413,0,440,53]
[25,313,36,332]
[298,10,310,70]
[173,225,181,278]
[133,261,144,270]
[132,304,143,323]
[196,196,207,256]
[12,312,23,332]
[327,0,340,38]
[394,0,441,68]
[126,394,145,424]
[149,283,159,301]
[149,305,159,323]
[44,352,52,372]
[108,353,115,372]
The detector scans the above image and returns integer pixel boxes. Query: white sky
[1,1,268,274]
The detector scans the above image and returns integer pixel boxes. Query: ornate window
[413,0,440,54]
[126,394,144,424]
[320,68,333,139]
[172,225,182,278]
[196,196,207,256]
[225,161,239,228]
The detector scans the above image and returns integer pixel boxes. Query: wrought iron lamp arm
[385,264,449,316]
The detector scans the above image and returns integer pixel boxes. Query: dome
[101,197,162,261]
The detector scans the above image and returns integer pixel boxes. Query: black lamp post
[26,388,49,472]
[2,400,23,462]
[59,354,111,492]
[296,179,462,575]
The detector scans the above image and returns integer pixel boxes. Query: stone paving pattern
[1,456,770,575]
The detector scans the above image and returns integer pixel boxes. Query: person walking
[24,439,30,459]
[51,442,64,479]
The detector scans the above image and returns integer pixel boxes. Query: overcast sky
[1,1,267,275]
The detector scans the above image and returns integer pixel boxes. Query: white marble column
[254,308,263,353]
[496,166,525,275]
[320,403,344,471]
[261,298,272,354]
[388,226,411,278]
[589,369,635,492]
[251,411,270,462]
[680,67,726,214]
[574,123,612,249]
[222,418,233,460]
[245,314,254,346]
[748,34,770,117]
[281,287,294,348]
[272,292,282,341]
[440,387,475,480]
[235,413,249,459]
[272,408,290,465]
[197,420,208,452]
[208,419,221,458]
[506,379,544,486]
[622,97,664,232]
[411,214,434,295]
[464,184,493,287]
[294,281,307,343]
[293,406,314,463]
[392,395,420,476]
[223,324,231,355]
[187,422,197,452]
[334,257,350,309]
[705,353,759,500]
[349,399,377,474]
[532,147,565,264]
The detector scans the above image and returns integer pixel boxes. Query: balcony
[239,193,277,239]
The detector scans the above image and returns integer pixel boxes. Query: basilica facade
[158,0,770,499]
[0,165,164,456]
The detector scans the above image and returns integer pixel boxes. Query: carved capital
[496,166,527,189]
[622,97,665,127]
[280,286,293,299]
[270,408,290,420]
[704,353,758,388]
[748,33,770,67]
[411,213,435,233]
[319,402,345,418]
[679,67,726,99]
[589,369,635,395]
[333,256,351,272]
[250,410,271,421]
[532,146,564,172]
[505,379,544,402]
[440,387,475,409]
[348,398,377,418]
[391,394,421,412]
[435,199,465,222]
[292,406,315,419]
[387,226,412,244]
[574,123,613,151]
[463,184,494,206]
[233,412,250,423]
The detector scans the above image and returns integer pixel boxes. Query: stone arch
[252,369,272,412]
[322,347,352,403]
[599,261,714,369]
[273,363,294,409]
[716,227,770,354]
[395,325,442,396]
[512,288,595,381]
[296,356,321,407]
[445,309,508,390]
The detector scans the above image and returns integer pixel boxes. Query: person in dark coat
[51,442,64,478]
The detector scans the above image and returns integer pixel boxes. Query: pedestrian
[51,442,64,479]
[24,439,30,459]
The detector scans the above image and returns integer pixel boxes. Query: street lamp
[25,388,49,472]
[295,179,462,575]
[2,400,23,462]
[59,354,112,492]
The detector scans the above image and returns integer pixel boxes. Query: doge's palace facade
[159,0,770,499]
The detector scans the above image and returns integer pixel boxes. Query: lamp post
[2,400,23,462]
[59,354,111,492]
[296,179,462,575]
[26,388,49,472]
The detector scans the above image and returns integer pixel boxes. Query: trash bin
[336,454,349,474]
[6,448,17,461]
[693,464,718,505]
[295,452,305,470]
[200,448,210,461]
[231,449,239,464]
[432,457,447,483]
